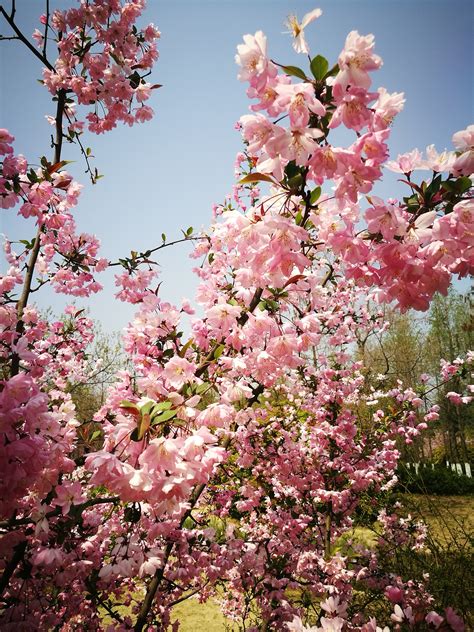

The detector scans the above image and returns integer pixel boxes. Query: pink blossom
[335,31,383,90]
[425,611,444,628]
[445,607,465,632]
[54,481,85,514]
[235,31,276,91]
[452,124,474,152]
[385,585,404,603]
[386,148,424,173]
[162,356,196,389]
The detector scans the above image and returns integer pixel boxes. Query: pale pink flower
[446,391,471,405]
[335,31,383,90]
[386,148,423,173]
[274,83,325,128]
[266,126,322,164]
[451,125,474,175]
[320,617,344,632]
[422,144,456,173]
[240,114,275,154]
[285,8,322,55]
[425,611,444,628]
[366,199,408,239]
[452,124,474,152]
[372,87,405,130]
[206,302,241,331]
[444,607,465,632]
[162,356,196,389]
[391,604,405,623]
[0,128,14,154]
[54,481,85,514]
[321,596,348,616]
[406,211,437,244]
[235,31,275,89]
[452,149,474,176]
[139,556,162,577]
[134,105,154,123]
[32,547,64,567]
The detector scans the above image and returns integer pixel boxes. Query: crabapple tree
[0,2,472,631]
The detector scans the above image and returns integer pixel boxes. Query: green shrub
[397,464,474,495]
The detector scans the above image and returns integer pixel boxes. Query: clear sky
[1,0,472,332]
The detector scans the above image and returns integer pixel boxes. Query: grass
[172,597,234,632]
[398,493,473,547]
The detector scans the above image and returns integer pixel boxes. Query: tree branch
[0,4,54,70]
[133,437,232,631]
[11,88,67,376]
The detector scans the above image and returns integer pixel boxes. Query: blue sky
[1,0,472,332]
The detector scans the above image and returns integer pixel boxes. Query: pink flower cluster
[41,1,160,132]
[235,24,473,311]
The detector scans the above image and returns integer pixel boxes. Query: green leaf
[264,299,279,312]
[325,63,340,78]
[120,400,138,410]
[213,344,225,359]
[288,174,303,191]
[425,174,442,200]
[27,169,39,183]
[310,186,321,205]
[456,176,472,194]
[281,65,307,81]
[186,226,194,236]
[19,238,35,249]
[90,430,102,441]
[196,382,210,394]
[441,180,456,193]
[151,400,173,413]
[178,338,194,358]
[284,160,299,179]
[140,401,155,416]
[310,55,329,81]
[152,409,178,425]
[161,233,166,243]
[239,172,274,184]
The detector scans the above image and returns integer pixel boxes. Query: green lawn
[399,493,473,546]
[172,597,234,631]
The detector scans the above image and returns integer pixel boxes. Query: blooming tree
[0,2,472,631]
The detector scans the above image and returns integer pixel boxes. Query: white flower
[285,8,322,54]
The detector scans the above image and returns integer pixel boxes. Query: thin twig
[0,4,54,70]
[42,0,49,59]
[0,496,120,530]
[108,236,205,267]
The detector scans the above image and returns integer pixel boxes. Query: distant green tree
[357,289,473,468]
[425,290,473,470]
